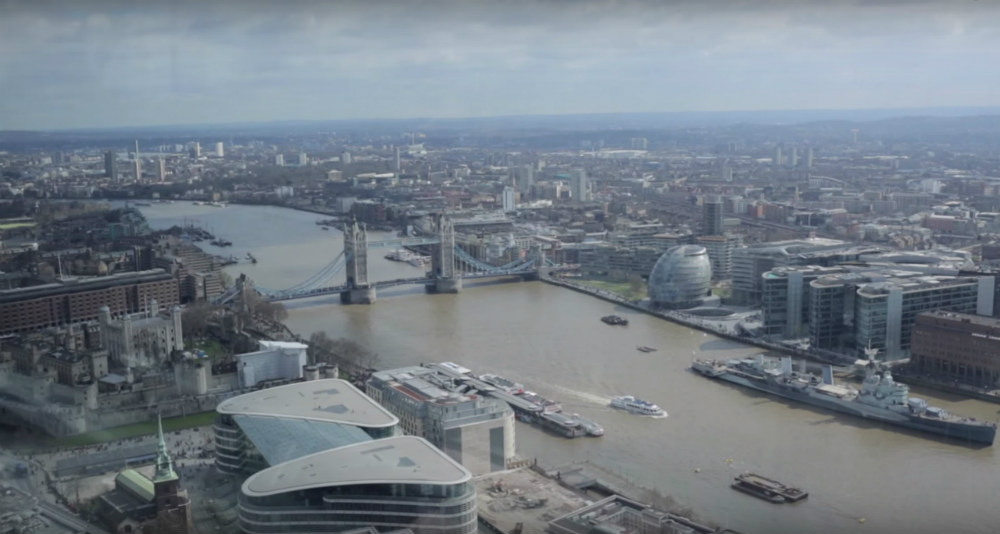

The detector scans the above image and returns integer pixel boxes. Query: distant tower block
[341,220,375,304]
[774,146,783,167]
[805,147,814,169]
[703,195,724,236]
[216,142,224,158]
[851,129,860,144]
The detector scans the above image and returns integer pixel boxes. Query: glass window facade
[648,245,712,309]
[238,481,477,534]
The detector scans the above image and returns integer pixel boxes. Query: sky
[2,0,999,130]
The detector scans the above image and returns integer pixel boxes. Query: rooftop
[919,310,1000,329]
[232,414,373,466]
[241,436,471,497]
[217,379,398,428]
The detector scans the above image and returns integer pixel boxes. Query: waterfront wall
[541,275,850,366]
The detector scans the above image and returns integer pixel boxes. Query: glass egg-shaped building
[648,245,712,308]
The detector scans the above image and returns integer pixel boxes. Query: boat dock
[428,362,601,438]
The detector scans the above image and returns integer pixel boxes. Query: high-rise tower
[703,195,724,236]
[104,150,119,181]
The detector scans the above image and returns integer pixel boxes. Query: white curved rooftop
[242,436,472,497]
[217,379,398,428]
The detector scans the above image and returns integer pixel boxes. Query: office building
[157,157,166,182]
[236,340,308,388]
[911,311,1000,387]
[0,269,179,335]
[274,153,284,166]
[104,150,119,181]
[393,146,401,171]
[774,146,783,167]
[789,147,798,167]
[191,142,201,159]
[731,239,875,304]
[761,266,848,338]
[237,436,476,534]
[570,168,590,202]
[805,147,814,169]
[696,235,741,280]
[518,164,534,194]
[342,151,352,164]
[629,137,648,150]
[760,264,994,358]
[98,300,184,370]
[367,365,516,475]
[854,274,992,360]
[213,379,398,475]
[702,195,724,236]
[648,245,712,309]
[297,151,308,166]
[215,141,224,158]
[502,186,516,212]
[133,157,141,181]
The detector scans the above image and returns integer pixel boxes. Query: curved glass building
[238,436,477,534]
[214,379,399,475]
[648,245,712,308]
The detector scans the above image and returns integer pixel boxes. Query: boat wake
[649,412,669,419]
[543,384,612,406]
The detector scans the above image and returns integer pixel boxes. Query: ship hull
[710,371,996,445]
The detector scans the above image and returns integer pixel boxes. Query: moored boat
[692,355,997,445]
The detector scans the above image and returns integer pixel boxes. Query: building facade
[237,437,477,534]
[0,269,179,335]
[911,311,1000,387]
[99,300,183,370]
[367,366,516,475]
[648,245,712,309]
[213,379,398,475]
[235,340,309,388]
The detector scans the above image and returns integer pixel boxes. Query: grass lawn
[575,277,647,301]
[53,411,218,447]
[0,222,36,230]
[190,338,228,359]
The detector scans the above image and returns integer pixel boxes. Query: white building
[296,152,308,166]
[367,365,516,475]
[215,142,224,158]
[502,187,516,212]
[98,300,183,370]
[236,340,308,388]
[274,154,284,167]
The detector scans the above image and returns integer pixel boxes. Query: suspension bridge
[215,215,550,305]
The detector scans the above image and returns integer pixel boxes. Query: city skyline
[3,0,1000,130]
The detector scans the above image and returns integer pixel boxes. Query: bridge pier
[427,277,462,294]
[340,285,376,304]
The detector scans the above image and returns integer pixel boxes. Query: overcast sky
[1,0,998,130]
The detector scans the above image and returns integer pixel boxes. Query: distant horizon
[7,104,1000,135]
[5,1,1000,131]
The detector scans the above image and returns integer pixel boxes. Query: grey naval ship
[692,355,996,445]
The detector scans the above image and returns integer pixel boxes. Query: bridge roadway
[264,270,537,302]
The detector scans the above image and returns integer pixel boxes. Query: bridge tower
[429,214,462,293]
[341,220,376,304]
[522,245,545,281]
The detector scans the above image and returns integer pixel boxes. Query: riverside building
[237,436,477,534]
[367,365,516,475]
[213,379,398,475]
[760,265,995,360]
[911,311,1000,387]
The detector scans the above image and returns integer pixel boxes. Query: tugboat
[601,315,628,326]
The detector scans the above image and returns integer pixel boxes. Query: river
[137,202,1000,534]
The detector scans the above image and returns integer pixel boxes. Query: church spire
[153,413,177,482]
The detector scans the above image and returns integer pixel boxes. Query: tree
[307,332,378,371]
[181,303,219,339]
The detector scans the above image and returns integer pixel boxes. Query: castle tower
[152,414,192,534]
